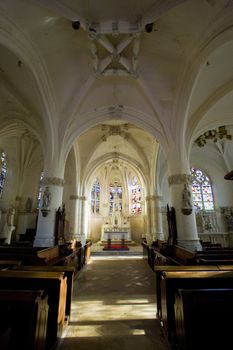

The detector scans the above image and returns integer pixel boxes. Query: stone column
[168,173,202,251]
[34,176,64,247]
[69,195,79,240]
[145,196,153,244]
[152,195,165,241]
[80,196,88,244]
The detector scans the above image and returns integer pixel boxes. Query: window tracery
[130,175,142,214]
[91,179,100,214]
[0,151,7,197]
[191,167,214,210]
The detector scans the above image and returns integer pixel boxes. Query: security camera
[145,22,154,33]
[72,21,80,30]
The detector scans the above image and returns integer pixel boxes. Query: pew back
[0,270,67,350]
[160,270,233,348]
[0,289,48,350]
[175,288,233,350]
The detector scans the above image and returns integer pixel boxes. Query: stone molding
[69,195,87,201]
[151,195,163,201]
[42,177,65,187]
[168,174,192,186]
[70,195,79,200]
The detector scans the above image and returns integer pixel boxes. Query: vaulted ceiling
[0,0,233,169]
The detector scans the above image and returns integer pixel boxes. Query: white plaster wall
[129,215,145,243]
[90,216,103,242]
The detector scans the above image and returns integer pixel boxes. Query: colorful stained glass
[109,181,122,214]
[91,179,100,214]
[0,151,7,197]
[37,171,44,209]
[191,167,214,210]
[131,176,142,214]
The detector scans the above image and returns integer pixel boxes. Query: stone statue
[25,197,32,212]
[181,183,192,215]
[2,207,16,244]
[42,186,51,209]
[182,183,192,208]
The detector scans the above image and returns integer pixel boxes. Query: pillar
[152,195,165,241]
[69,195,79,240]
[145,196,153,244]
[168,173,202,251]
[34,176,64,247]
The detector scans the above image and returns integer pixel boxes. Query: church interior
[0,0,233,349]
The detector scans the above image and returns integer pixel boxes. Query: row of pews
[142,240,233,349]
[0,240,92,350]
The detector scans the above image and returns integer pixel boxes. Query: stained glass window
[0,151,7,197]
[91,179,100,214]
[109,181,122,214]
[37,171,44,209]
[130,176,142,214]
[191,167,214,210]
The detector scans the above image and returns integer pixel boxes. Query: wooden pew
[0,246,45,265]
[154,265,220,320]
[83,240,92,265]
[37,245,84,272]
[0,260,22,270]
[14,265,75,321]
[0,270,67,350]
[0,289,49,350]
[196,251,233,265]
[160,270,233,349]
[174,288,233,350]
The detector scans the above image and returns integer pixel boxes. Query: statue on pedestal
[2,207,15,244]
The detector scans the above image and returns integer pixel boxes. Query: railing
[198,232,230,247]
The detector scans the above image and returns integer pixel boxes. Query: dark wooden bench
[0,246,45,265]
[196,251,233,265]
[83,240,92,265]
[14,265,75,320]
[0,260,22,270]
[174,288,233,350]
[37,245,84,272]
[172,245,197,265]
[160,270,233,349]
[0,270,67,350]
[0,289,49,350]
[154,265,220,320]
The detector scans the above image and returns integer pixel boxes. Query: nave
[55,256,169,350]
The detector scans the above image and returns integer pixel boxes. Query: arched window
[0,151,7,197]
[191,167,214,210]
[91,179,100,214]
[37,171,44,209]
[130,175,142,214]
[109,180,122,214]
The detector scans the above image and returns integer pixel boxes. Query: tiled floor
[55,252,170,350]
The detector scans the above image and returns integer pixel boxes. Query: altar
[100,190,132,244]
[100,213,132,244]
[101,228,131,242]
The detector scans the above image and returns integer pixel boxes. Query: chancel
[100,173,133,244]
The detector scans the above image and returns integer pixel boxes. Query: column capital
[42,177,65,187]
[168,173,192,186]
[150,195,163,201]
[70,195,79,200]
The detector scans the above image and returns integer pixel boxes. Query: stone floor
[55,252,170,350]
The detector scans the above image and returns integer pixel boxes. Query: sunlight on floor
[70,299,157,322]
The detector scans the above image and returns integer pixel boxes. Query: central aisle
[56,256,170,350]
